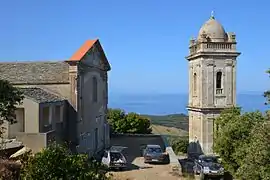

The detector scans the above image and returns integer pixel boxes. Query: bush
[171,137,189,155]
[0,159,21,180]
[20,143,111,180]
[108,108,152,134]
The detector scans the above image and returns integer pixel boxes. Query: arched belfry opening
[216,71,223,94]
[216,72,222,89]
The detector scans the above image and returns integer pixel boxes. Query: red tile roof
[69,39,97,61]
[66,39,111,71]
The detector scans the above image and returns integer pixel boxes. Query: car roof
[146,144,161,148]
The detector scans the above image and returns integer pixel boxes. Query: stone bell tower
[185,12,241,154]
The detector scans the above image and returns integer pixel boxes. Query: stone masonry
[185,13,241,154]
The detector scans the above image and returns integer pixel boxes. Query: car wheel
[163,156,170,164]
[119,167,126,171]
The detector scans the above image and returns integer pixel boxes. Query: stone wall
[15,131,55,153]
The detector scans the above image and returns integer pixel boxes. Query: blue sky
[1,0,269,94]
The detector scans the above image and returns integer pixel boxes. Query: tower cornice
[186,51,241,61]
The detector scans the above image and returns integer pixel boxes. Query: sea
[108,93,269,115]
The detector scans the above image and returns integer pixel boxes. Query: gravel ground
[109,157,182,180]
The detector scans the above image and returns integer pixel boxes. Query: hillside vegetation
[151,124,188,136]
[142,113,188,131]
[141,113,189,136]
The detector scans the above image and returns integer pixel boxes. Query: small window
[193,73,197,94]
[79,76,83,120]
[216,72,222,89]
[92,77,98,102]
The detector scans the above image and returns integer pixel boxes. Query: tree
[20,143,111,180]
[107,108,152,134]
[235,68,270,179]
[107,108,129,133]
[0,80,24,124]
[236,121,270,179]
[125,112,152,134]
[214,107,265,176]
[214,68,270,179]
[170,137,189,155]
[264,69,270,104]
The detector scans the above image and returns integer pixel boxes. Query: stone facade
[0,39,111,156]
[70,40,111,156]
[186,14,241,154]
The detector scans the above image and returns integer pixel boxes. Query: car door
[194,159,200,173]
[102,151,109,166]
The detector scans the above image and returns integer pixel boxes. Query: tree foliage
[107,108,152,134]
[20,143,111,180]
[0,80,24,124]
[170,137,189,154]
[214,108,264,175]
[0,159,21,180]
[264,69,270,104]
[214,109,270,179]
[237,121,270,179]
[214,69,270,179]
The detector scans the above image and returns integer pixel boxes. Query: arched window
[216,72,222,89]
[193,73,197,94]
[92,77,98,102]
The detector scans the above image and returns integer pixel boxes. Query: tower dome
[197,13,227,42]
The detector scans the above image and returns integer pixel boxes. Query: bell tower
[186,13,241,154]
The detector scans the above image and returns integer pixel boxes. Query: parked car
[142,144,169,164]
[193,155,224,180]
[101,146,128,170]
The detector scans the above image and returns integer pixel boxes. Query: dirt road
[110,157,181,180]
[109,135,182,180]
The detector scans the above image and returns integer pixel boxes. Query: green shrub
[171,138,189,154]
[108,108,152,134]
[20,143,111,180]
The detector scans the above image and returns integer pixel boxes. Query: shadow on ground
[177,141,202,178]
[179,158,195,178]
[110,165,153,172]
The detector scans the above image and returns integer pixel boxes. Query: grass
[142,113,189,136]
[151,124,188,136]
[143,114,188,131]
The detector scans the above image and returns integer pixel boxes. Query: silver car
[101,146,128,170]
[142,144,169,164]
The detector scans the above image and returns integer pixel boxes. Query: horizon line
[109,91,265,95]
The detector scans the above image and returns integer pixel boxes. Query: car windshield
[201,156,218,163]
[147,147,162,153]
[110,152,123,160]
